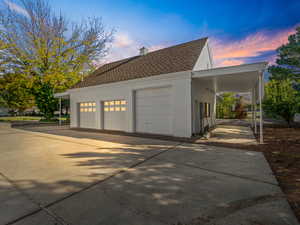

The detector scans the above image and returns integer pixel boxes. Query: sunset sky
[2,0,300,67]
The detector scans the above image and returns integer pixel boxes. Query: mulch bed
[199,125,300,222]
[258,126,300,222]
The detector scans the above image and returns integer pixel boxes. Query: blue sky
[3,0,300,66]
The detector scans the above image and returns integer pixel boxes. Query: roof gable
[73,37,208,89]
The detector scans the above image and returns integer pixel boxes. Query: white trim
[192,38,209,71]
[68,70,191,93]
[132,84,172,91]
[192,62,268,78]
[207,41,214,68]
[54,91,69,98]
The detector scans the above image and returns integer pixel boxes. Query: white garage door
[103,100,127,131]
[135,87,172,135]
[79,102,96,129]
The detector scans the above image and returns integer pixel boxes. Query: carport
[192,62,268,143]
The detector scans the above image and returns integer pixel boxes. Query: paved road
[0,123,298,225]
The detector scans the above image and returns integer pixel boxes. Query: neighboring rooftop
[72,37,208,89]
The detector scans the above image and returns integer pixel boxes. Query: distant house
[55,37,266,141]
[295,113,300,123]
[0,107,9,116]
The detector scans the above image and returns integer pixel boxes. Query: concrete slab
[12,211,60,225]
[198,124,257,145]
[0,124,298,225]
[18,125,178,147]
[0,176,38,225]
[156,143,277,184]
[0,124,178,224]
[48,158,297,225]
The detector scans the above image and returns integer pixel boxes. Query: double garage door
[135,87,172,135]
[78,86,172,135]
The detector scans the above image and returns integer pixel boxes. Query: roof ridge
[145,37,208,56]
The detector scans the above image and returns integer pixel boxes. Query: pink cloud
[100,32,166,64]
[148,45,165,52]
[220,59,245,67]
[211,27,296,67]
[113,32,134,48]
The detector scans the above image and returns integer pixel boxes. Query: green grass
[0,116,41,122]
[0,116,68,122]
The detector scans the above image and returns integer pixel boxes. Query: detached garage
[65,37,211,138]
[56,37,267,141]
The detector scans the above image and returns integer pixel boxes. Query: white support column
[59,97,62,126]
[251,88,254,128]
[259,72,263,144]
[213,77,217,126]
[254,87,257,134]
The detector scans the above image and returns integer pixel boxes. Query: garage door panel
[136,88,170,97]
[104,112,127,131]
[80,112,96,129]
[136,109,170,115]
[79,102,96,129]
[136,95,170,102]
[103,100,127,131]
[135,87,172,135]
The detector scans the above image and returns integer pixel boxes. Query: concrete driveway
[0,123,298,225]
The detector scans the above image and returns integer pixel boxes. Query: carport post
[59,97,62,126]
[254,88,257,134]
[251,88,254,129]
[259,72,263,144]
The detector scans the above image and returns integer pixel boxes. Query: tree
[32,80,57,120]
[0,0,113,120]
[263,79,300,126]
[0,73,34,114]
[269,27,300,88]
[265,26,300,125]
[216,92,236,119]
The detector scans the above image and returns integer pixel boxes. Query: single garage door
[79,102,96,128]
[135,87,172,135]
[103,100,127,131]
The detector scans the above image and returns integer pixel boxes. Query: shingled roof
[72,37,208,89]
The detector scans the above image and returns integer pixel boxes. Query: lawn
[0,116,41,122]
[0,116,67,122]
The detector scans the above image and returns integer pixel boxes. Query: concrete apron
[204,125,258,145]
[0,125,298,225]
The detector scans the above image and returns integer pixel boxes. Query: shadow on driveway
[0,124,298,225]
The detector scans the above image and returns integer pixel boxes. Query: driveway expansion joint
[1,142,182,225]
[162,159,279,186]
[0,172,71,225]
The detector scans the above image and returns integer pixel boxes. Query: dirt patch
[259,127,300,222]
[197,126,300,222]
